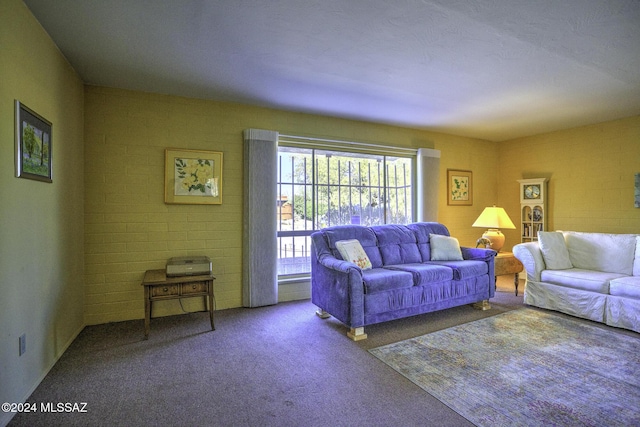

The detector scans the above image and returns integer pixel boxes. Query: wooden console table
[141,269,215,339]
[495,252,524,296]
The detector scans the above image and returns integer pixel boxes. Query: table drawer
[181,282,208,295]
[150,284,179,298]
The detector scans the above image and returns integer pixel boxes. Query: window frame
[277,135,417,279]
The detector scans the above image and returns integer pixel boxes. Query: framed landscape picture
[15,101,52,183]
[635,173,639,208]
[164,148,223,204]
[447,169,472,206]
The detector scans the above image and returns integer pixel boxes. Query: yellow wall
[435,134,500,245]
[83,86,498,324]
[0,1,85,423]
[83,87,639,326]
[498,116,640,251]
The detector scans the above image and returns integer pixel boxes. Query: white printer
[166,256,212,277]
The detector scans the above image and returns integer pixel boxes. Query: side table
[495,252,524,295]
[141,269,215,339]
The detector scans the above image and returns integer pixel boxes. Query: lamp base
[482,229,505,252]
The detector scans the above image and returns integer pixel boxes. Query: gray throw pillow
[430,234,463,261]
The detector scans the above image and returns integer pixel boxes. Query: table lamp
[472,206,516,252]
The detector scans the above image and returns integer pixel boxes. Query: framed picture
[635,173,639,208]
[164,148,223,204]
[15,101,52,182]
[447,169,472,206]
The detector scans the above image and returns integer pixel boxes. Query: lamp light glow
[472,206,516,252]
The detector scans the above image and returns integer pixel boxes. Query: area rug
[369,309,640,427]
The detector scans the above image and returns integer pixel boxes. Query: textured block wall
[84,88,244,324]
[84,87,494,324]
[84,87,639,324]
[498,115,640,248]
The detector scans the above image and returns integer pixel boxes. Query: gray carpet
[7,285,569,427]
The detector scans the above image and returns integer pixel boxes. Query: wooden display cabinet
[517,178,548,243]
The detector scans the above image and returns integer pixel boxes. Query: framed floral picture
[15,101,52,183]
[164,148,223,204]
[447,169,472,206]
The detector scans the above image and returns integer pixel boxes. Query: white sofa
[513,231,640,333]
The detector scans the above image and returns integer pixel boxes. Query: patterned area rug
[370,309,640,426]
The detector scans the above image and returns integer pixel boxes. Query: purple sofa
[311,222,496,340]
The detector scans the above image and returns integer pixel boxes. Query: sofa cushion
[361,268,414,294]
[540,268,627,294]
[429,234,463,261]
[372,225,422,265]
[564,231,637,275]
[538,231,572,270]
[324,225,383,268]
[610,276,640,299]
[335,239,372,270]
[384,263,453,285]
[427,260,488,280]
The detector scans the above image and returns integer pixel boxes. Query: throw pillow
[429,234,463,261]
[538,231,573,270]
[335,239,373,270]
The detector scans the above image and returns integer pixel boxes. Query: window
[277,145,414,277]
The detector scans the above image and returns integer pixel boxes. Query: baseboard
[0,322,86,427]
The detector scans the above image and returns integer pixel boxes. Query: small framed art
[165,148,223,204]
[635,173,639,208]
[447,169,472,206]
[15,101,52,183]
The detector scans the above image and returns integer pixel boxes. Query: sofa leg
[315,309,331,319]
[347,327,368,341]
[473,299,491,311]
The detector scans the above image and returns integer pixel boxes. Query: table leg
[144,286,150,339]
[514,273,519,296]
[208,280,215,330]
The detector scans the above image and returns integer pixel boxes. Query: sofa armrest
[461,247,497,298]
[461,247,496,261]
[513,242,546,282]
[316,252,362,274]
[310,233,366,328]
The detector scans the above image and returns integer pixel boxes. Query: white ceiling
[23,0,640,141]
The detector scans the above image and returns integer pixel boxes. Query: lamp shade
[472,206,516,229]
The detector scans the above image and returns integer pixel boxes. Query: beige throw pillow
[430,234,463,261]
[335,239,373,270]
[538,231,573,270]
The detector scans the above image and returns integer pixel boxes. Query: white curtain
[242,129,279,307]
[417,148,441,222]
